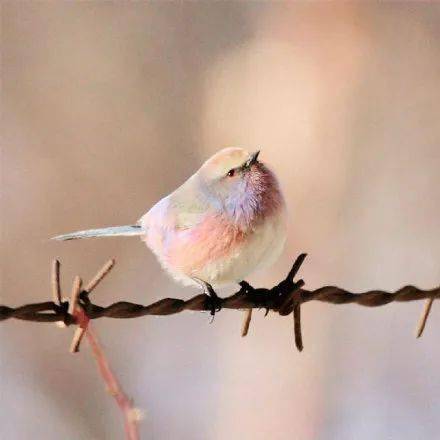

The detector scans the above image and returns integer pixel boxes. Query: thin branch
[51,261,140,439]
[77,308,140,440]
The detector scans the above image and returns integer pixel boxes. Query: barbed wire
[0,254,438,351]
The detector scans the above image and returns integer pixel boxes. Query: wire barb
[69,260,116,353]
[416,298,435,338]
[51,259,62,305]
[241,309,252,337]
[293,303,303,351]
[84,259,115,293]
[68,276,82,316]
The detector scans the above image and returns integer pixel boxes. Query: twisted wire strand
[1,284,438,324]
[2,254,436,353]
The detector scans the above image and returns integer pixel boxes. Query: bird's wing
[168,175,210,230]
[140,174,210,232]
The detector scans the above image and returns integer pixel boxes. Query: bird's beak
[245,150,260,169]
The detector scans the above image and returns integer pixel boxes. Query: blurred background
[1,3,439,439]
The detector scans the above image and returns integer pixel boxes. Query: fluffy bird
[53,148,287,312]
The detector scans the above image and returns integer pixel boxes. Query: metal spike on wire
[416,298,435,338]
[69,259,115,353]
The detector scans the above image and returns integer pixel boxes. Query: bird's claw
[203,283,222,319]
[206,295,222,321]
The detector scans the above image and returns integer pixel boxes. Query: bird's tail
[51,225,143,241]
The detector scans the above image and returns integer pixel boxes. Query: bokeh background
[1,3,439,439]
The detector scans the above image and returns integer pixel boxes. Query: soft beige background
[1,3,439,439]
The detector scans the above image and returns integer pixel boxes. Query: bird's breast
[163,206,286,285]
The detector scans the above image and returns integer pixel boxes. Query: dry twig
[76,308,141,440]
[49,259,140,439]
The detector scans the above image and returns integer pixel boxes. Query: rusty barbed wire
[0,254,438,351]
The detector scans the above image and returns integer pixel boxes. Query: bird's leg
[193,278,222,316]
[205,282,222,317]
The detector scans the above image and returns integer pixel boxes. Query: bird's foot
[205,285,222,318]
[193,279,222,318]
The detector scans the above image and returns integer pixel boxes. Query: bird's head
[198,148,283,224]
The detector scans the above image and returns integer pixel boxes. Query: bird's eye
[227,169,235,177]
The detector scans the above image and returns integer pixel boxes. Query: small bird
[53,148,287,313]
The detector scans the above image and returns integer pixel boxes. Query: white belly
[190,211,287,286]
